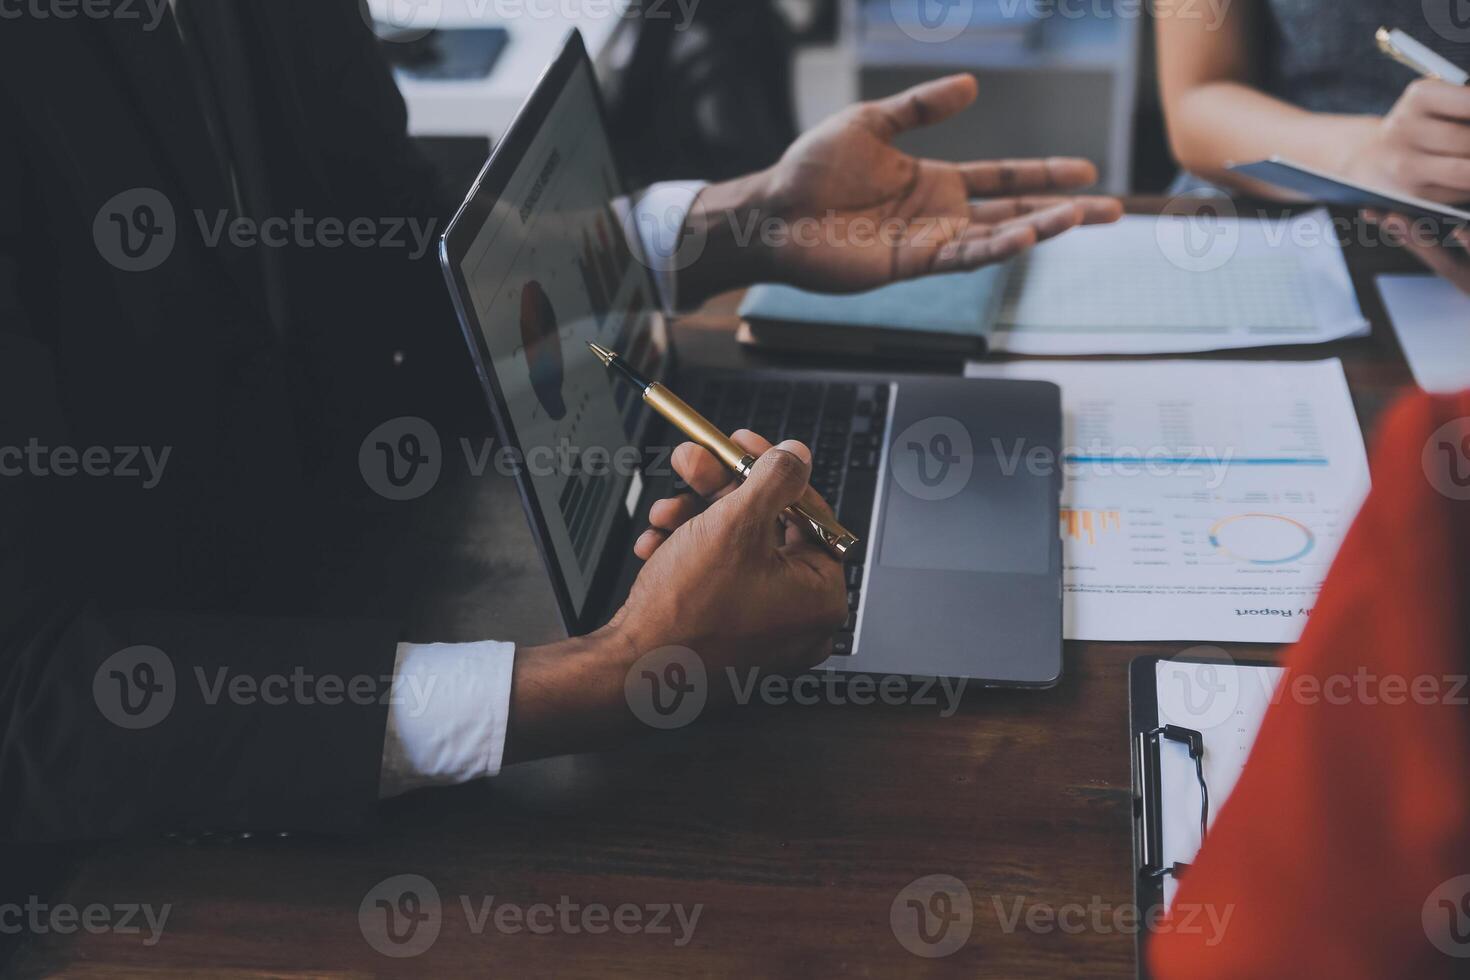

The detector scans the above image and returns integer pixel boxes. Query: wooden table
[7,204,1422,978]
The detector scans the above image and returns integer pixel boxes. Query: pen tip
[586,341,616,367]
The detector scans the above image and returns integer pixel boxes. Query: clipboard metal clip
[1135,724,1210,882]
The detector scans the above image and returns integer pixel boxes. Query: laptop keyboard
[686,379,892,656]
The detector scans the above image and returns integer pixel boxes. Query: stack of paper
[989,210,1369,354]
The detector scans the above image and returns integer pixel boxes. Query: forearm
[1166,83,1378,197]
[1155,0,1378,198]
[501,626,642,765]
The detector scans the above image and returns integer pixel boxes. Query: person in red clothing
[1148,389,1470,978]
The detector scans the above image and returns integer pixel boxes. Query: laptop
[439,31,1064,686]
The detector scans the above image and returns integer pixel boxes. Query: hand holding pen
[589,342,858,559]
[633,429,830,560]
[599,395,851,674]
[1339,28,1470,204]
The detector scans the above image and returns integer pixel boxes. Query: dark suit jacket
[0,0,486,841]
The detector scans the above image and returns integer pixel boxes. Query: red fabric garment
[1150,391,1470,979]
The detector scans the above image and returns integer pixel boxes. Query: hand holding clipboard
[1230,27,1470,226]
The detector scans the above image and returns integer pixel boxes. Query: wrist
[502,625,644,765]
[1331,117,1382,177]
[586,617,644,674]
[675,167,780,306]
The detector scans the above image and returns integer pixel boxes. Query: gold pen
[1376,27,1470,85]
[587,341,858,559]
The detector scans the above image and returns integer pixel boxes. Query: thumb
[868,73,978,140]
[731,441,813,525]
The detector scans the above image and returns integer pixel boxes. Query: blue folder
[737,265,1011,354]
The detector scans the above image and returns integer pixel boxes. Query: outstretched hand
[679,74,1122,301]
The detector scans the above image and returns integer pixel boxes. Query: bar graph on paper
[1060,508,1122,546]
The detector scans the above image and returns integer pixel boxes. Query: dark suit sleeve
[0,125,402,843]
[251,0,485,430]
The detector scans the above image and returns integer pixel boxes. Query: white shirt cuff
[628,180,709,313]
[378,640,516,799]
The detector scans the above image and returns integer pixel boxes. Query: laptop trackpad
[877,384,1054,576]
[847,377,1061,684]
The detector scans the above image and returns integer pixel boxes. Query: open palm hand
[751,74,1122,292]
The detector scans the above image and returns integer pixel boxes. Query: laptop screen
[450,46,663,617]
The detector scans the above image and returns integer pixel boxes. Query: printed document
[963,359,1371,642]
[988,209,1369,354]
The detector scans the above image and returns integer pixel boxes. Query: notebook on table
[737,265,1007,357]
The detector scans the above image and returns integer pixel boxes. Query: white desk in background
[367,0,631,141]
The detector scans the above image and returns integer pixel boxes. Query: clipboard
[1229,157,1470,242]
[1128,653,1284,979]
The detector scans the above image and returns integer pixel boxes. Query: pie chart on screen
[519,280,566,420]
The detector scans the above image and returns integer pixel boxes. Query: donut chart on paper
[1208,513,1316,565]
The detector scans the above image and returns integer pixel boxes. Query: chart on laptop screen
[455,64,657,611]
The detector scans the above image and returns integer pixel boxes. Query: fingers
[967,197,1067,224]
[866,74,979,140]
[968,195,1118,225]
[931,201,1087,274]
[1373,211,1470,293]
[1072,196,1125,226]
[671,429,775,500]
[1396,152,1470,199]
[640,430,778,559]
[1386,83,1470,201]
[958,157,1099,197]
[931,224,1037,273]
[648,493,702,533]
[935,194,1126,274]
[633,528,668,561]
[996,200,1088,242]
[1395,114,1470,158]
[1384,216,1459,274]
[725,439,814,529]
[1401,78,1470,123]
[669,443,731,500]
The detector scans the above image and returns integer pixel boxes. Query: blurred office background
[368,0,1175,201]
